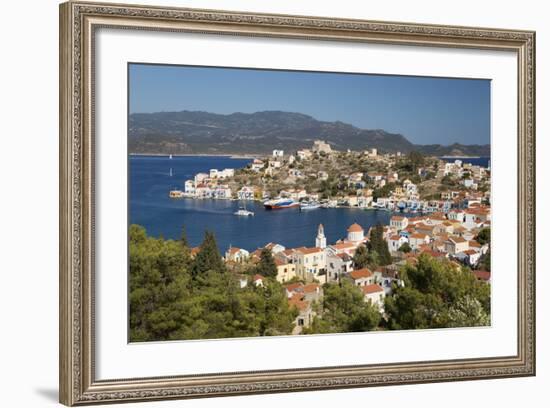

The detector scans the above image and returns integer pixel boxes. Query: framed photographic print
[59,1,536,405]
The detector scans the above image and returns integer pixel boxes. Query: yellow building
[275,258,297,283]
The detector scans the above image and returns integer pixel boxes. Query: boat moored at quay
[263,197,300,210]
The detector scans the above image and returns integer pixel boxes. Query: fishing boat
[169,190,184,198]
[263,197,299,210]
[300,201,320,211]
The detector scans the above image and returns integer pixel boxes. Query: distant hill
[128,110,490,157]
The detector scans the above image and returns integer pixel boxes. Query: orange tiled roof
[361,284,384,294]
[350,268,373,279]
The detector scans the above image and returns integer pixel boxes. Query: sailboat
[169,168,173,177]
[169,154,173,159]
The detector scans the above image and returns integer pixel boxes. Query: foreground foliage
[129,225,297,342]
[384,254,491,330]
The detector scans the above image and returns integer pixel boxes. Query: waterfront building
[184,180,195,194]
[194,172,209,184]
[237,186,255,200]
[272,149,284,157]
[315,224,327,249]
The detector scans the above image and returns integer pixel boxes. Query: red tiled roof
[294,247,323,255]
[285,282,303,292]
[303,283,320,294]
[350,268,373,279]
[361,284,384,294]
[473,270,491,281]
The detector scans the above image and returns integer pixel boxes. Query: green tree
[352,245,369,269]
[191,231,225,280]
[368,224,392,266]
[305,280,381,334]
[476,227,491,245]
[398,242,412,253]
[385,254,491,330]
[255,248,278,279]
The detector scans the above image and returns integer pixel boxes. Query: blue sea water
[129,155,392,252]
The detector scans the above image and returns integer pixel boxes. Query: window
[298,318,304,326]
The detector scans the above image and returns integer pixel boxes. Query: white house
[225,247,250,263]
[194,172,209,184]
[250,159,265,172]
[272,149,284,157]
[237,186,255,200]
[326,252,353,282]
[349,268,375,286]
[184,180,195,194]
[388,234,408,252]
[361,284,386,312]
[409,233,430,250]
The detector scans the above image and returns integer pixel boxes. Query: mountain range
[128,110,490,157]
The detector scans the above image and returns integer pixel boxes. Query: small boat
[300,201,321,211]
[169,154,173,159]
[169,190,184,198]
[234,202,254,216]
[263,197,299,210]
[234,207,255,216]
[169,167,173,177]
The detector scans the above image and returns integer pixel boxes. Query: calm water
[440,157,490,168]
[129,155,392,252]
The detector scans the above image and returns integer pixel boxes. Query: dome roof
[347,223,364,233]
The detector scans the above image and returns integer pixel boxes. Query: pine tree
[352,245,369,269]
[192,231,225,279]
[368,224,392,266]
[256,248,278,279]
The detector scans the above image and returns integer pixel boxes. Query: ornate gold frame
[59,1,536,405]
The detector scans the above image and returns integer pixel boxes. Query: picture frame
[59,1,536,405]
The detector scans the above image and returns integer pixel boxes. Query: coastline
[129,152,258,159]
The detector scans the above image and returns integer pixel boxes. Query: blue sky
[129,63,490,146]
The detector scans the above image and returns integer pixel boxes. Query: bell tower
[316,224,326,249]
